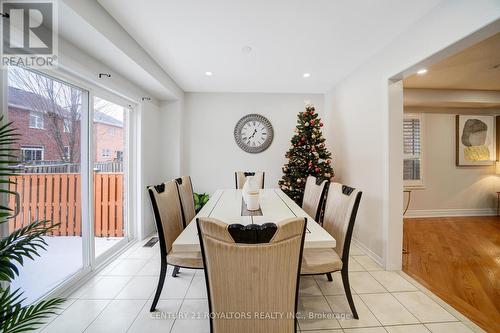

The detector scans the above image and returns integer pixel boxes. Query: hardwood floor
[403,216,500,333]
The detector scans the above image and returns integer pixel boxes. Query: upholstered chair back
[235,171,265,189]
[147,181,184,254]
[175,176,196,227]
[301,176,328,221]
[322,182,362,259]
[197,217,306,333]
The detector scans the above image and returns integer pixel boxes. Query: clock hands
[248,129,257,139]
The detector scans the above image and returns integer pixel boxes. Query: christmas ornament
[278,104,334,205]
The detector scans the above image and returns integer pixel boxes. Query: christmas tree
[278,104,334,204]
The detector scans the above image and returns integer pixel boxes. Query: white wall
[160,98,185,180]
[325,0,500,268]
[407,113,500,215]
[57,35,183,240]
[183,93,324,194]
[139,102,165,237]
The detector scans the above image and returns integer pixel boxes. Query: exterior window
[403,114,424,188]
[21,146,44,162]
[64,146,71,160]
[63,119,72,133]
[107,127,116,136]
[29,112,44,129]
[116,151,123,161]
[102,148,110,157]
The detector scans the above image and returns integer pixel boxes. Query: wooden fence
[8,173,124,237]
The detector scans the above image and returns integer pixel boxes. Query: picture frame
[456,115,495,166]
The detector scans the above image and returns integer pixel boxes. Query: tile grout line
[80,299,113,333]
[313,252,386,330]
[347,249,474,332]
[125,299,150,333]
[38,298,78,332]
[168,271,197,333]
[350,284,385,329]
[80,255,152,332]
[397,271,468,325]
[352,254,417,330]
[398,271,476,329]
[350,270,388,295]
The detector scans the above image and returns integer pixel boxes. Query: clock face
[234,114,274,153]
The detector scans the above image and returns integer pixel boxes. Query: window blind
[403,118,421,181]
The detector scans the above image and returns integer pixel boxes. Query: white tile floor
[37,238,486,333]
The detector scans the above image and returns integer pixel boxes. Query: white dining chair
[175,176,196,227]
[300,182,363,319]
[234,171,265,189]
[302,175,328,221]
[147,180,204,312]
[197,217,306,333]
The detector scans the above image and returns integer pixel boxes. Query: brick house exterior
[93,112,124,163]
[8,87,123,164]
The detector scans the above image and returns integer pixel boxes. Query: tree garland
[278,104,334,204]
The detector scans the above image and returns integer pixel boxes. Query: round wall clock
[234,114,274,153]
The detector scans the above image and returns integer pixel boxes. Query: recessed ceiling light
[303,73,311,78]
[417,68,427,75]
[205,71,213,76]
[242,46,252,53]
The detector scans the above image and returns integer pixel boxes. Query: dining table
[172,188,336,252]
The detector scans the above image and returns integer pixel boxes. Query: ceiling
[97,0,442,93]
[404,32,500,90]
[58,1,179,100]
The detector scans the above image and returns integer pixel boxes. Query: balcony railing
[8,173,124,237]
[12,161,124,174]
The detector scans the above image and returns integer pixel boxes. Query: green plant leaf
[0,220,60,283]
[0,287,64,333]
[193,193,209,213]
[0,114,65,333]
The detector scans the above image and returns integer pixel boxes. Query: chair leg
[326,273,333,282]
[341,268,358,319]
[150,259,167,312]
[172,266,180,277]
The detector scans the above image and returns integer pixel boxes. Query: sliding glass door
[93,97,129,259]
[7,66,87,303]
[2,67,133,303]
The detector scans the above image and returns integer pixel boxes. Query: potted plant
[193,193,209,213]
[0,115,63,332]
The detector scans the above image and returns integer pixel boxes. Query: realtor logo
[1,0,57,67]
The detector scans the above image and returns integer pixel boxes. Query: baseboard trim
[405,208,497,218]
[352,238,385,268]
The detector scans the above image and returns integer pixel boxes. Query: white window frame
[21,146,44,162]
[29,112,44,129]
[63,118,72,133]
[403,113,425,189]
[64,145,70,159]
[1,65,139,303]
